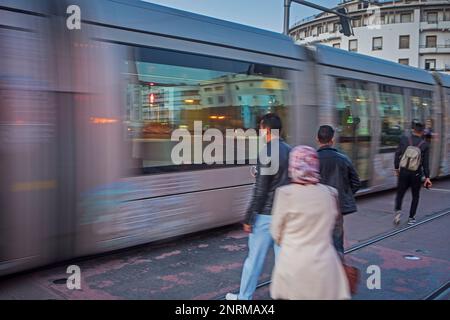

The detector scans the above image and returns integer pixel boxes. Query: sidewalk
[0,179,449,300]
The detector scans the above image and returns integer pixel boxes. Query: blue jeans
[238,214,280,300]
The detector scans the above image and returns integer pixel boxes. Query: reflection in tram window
[123,47,292,172]
[378,85,405,152]
[424,118,434,143]
[411,89,434,150]
[410,89,433,125]
[335,79,371,187]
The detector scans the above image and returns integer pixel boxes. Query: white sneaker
[225,293,238,300]
[393,211,402,225]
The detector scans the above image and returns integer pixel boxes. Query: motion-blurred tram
[1,0,449,276]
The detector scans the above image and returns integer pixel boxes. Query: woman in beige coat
[270,145,350,300]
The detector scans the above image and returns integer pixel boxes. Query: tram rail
[218,208,450,300]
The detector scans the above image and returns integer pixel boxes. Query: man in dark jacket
[317,125,361,257]
[226,113,291,300]
[394,122,432,225]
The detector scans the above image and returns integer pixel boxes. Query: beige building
[289,0,450,73]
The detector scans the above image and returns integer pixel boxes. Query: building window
[333,43,341,49]
[425,59,436,70]
[333,23,340,32]
[218,96,225,104]
[358,2,369,10]
[349,39,358,52]
[399,35,410,49]
[400,12,412,23]
[427,12,438,23]
[389,13,396,24]
[426,36,437,48]
[398,59,409,65]
[317,25,323,34]
[372,37,383,51]
[182,90,199,97]
[352,17,362,28]
[362,16,368,26]
[445,11,450,21]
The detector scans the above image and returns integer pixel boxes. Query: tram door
[410,89,439,178]
[371,85,407,189]
[335,79,372,189]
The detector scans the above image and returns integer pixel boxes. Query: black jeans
[395,169,422,218]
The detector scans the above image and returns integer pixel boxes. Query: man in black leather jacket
[317,125,361,257]
[243,133,291,229]
[226,113,291,300]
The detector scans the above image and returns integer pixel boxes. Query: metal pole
[283,0,291,35]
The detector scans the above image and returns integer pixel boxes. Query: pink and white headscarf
[289,145,320,185]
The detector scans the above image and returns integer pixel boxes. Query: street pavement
[0,179,449,300]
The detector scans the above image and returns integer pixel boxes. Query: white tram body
[0,0,449,275]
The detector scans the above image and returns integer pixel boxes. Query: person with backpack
[394,122,432,226]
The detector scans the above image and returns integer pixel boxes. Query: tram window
[123,46,293,173]
[410,89,433,128]
[378,85,406,153]
[411,89,434,145]
[335,80,371,137]
[335,79,371,185]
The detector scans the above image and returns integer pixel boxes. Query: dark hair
[317,125,335,144]
[260,113,282,131]
[412,121,424,133]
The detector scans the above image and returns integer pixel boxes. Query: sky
[144,0,341,33]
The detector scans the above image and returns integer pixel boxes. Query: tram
[1,0,449,276]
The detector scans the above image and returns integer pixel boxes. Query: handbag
[343,263,360,295]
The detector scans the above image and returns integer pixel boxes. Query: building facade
[289,0,450,73]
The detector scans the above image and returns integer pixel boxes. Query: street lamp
[284,0,354,37]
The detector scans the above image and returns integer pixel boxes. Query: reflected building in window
[122,47,292,170]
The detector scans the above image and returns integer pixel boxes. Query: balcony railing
[420,20,450,30]
[420,44,450,48]
[420,18,450,23]
[419,44,450,54]
[426,67,450,72]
